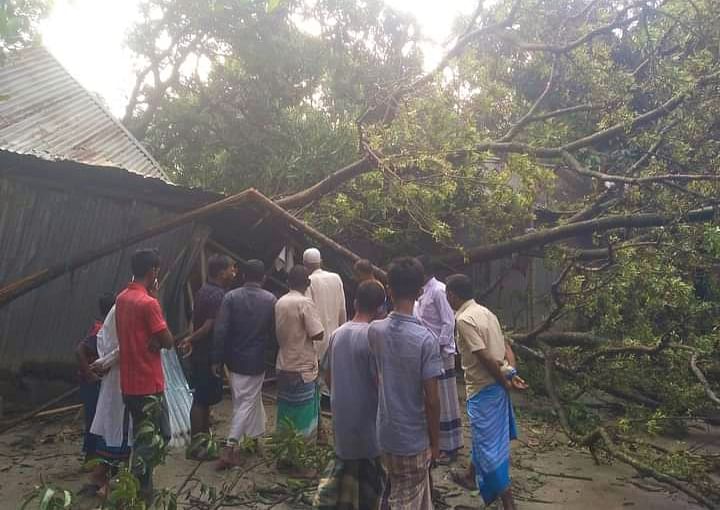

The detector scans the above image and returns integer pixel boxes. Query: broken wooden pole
[247,190,387,279]
[0,386,79,435]
[0,189,255,309]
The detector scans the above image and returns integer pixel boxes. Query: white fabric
[306,268,347,364]
[228,372,266,440]
[414,277,457,355]
[274,245,295,272]
[90,306,133,447]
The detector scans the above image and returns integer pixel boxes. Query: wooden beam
[0,387,79,435]
[0,189,255,309]
[246,190,386,279]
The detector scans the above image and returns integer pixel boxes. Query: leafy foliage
[267,417,333,470]
[20,485,72,510]
[0,0,49,57]
[122,0,720,500]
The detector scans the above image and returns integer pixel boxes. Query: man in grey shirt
[368,257,442,510]
[314,280,388,509]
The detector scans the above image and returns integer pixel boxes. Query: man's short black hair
[416,255,437,277]
[387,257,424,300]
[131,249,160,279]
[446,273,474,301]
[356,280,386,314]
[98,293,116,317]
[244,259,265,282]
[208,254,234,279]
[353,259,374,276]
[288,265,310,290]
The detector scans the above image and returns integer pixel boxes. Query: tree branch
[498,3,645,55]
[562,150,720,185]
[543,348,719,510]
[499,56,558,142]
[511,331,608,348]
[446,205,717,265]
[274,157,375,209]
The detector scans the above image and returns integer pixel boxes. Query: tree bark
[446,206,715,265]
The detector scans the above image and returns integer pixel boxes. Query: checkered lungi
[438,353,463,454]
[380,449,433,510]
[314,457,386,510]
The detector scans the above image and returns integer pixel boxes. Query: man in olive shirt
[275,265,324,441]
[445,274,526,510]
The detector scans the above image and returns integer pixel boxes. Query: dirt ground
[0,385,708,509]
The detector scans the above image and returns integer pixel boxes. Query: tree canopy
[124,0,720,505]
[0,0,49,58]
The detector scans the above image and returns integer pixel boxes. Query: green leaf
[39,488,55,510]
[62,491,72,508]
[266,0,282,13]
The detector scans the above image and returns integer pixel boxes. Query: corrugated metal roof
[0,46,169,181]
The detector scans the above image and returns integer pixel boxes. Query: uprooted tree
[124,0,720,506]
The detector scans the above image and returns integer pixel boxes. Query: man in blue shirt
[368,257,442,510]
[315,279,388,510]
[212,259,276,466]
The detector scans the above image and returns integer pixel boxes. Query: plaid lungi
[276,371,319,440]
[314,457,386,510]
[438,353,463,453]
[380,449,433,510]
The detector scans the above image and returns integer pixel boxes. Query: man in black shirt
[180,254,236,453]
[212,259,276,465]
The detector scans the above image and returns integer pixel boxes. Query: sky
[40,0,477,117]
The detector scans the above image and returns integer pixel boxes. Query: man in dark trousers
[179,254,236,456]
[115,249,174,501]
[212,259,276,467]
[76,293,116,464]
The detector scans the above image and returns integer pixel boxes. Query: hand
[430,444,440,464]
[82,368,100,383]
[211,364,223,378]
[510,375,529,391]
[90,364,109,378]
[89,360,109,377]
[178,339,193,358]
[149,337,162,352]
[149,278,160,298]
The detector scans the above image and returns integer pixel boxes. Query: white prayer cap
[303,248,322,264]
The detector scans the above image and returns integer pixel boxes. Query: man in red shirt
[115,249,174,500]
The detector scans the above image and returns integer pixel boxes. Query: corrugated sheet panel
[0,46,169,181]
[0,174,204,373]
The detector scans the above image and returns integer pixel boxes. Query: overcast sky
[40,0,477,117]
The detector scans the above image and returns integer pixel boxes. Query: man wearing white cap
[303,248,347,385]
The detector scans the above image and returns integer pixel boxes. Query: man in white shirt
[303,248,347,370]
[415,255,463,463]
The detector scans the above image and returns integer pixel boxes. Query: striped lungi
[381,449,433,510]
[438,353,463,453]
[276,370,319,440]
[468,382,517,505]
[314,457,386,510]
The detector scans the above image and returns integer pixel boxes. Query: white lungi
[228,372,266,440]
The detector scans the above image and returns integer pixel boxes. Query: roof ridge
[0,45,171,182]
[38,46,171,182]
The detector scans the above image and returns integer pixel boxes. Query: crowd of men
[77,246,526,509]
